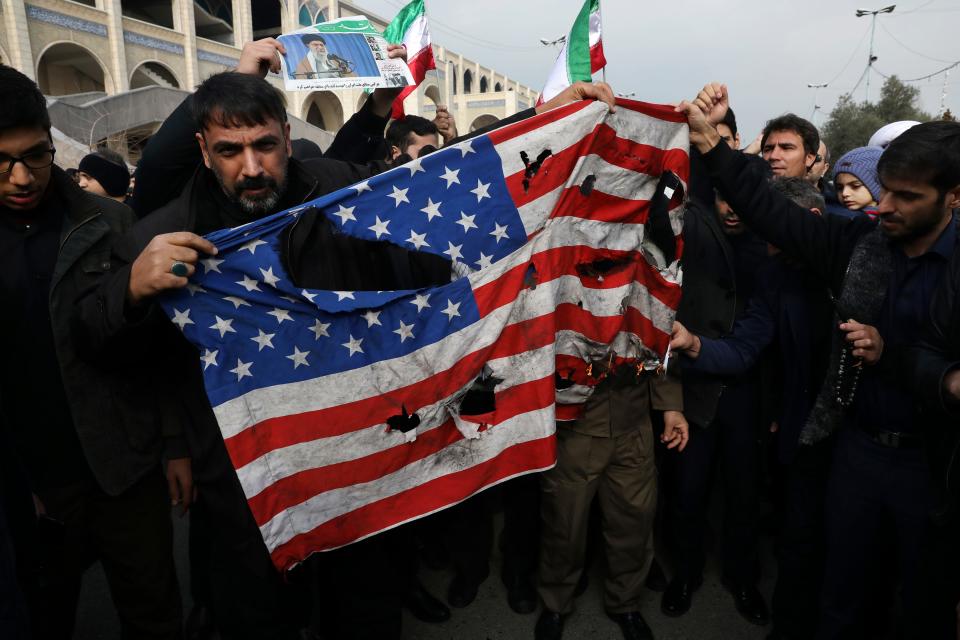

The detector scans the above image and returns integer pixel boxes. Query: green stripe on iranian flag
[539,0,606,104]
[384,0,436,118]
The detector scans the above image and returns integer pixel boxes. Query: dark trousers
[0,495,28,640]
[668,405,761,584]
[193,452,404,640]
[818,428,933,640]
[20,472,182,640]
[500,473,541,578]
[915,509,960,640]
[442,493,494,586]
[771,441,833,639]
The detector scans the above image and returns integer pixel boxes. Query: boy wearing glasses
[0,65,183,639]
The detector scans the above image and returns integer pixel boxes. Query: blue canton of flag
[163,135,523,409]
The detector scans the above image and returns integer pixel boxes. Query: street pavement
[75,510,776,640]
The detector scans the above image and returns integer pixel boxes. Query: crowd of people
[0,36,958,640]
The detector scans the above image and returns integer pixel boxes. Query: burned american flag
[160,98,689,571]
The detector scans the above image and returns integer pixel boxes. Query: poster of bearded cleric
[277,15,414,91]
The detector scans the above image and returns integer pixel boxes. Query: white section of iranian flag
[537,0,607,105]
[384,0,436,119]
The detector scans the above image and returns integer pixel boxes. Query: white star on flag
[223,296,251,309]
[459,140,475,157]
[406,156,426,175]
[209,315,236,337]
[439,166,460,188]
[420,198,443,221]
[342,335,364,356]
[394,320,415,343]
[387,185,410,207]
[230,358,253,381]
[186,283,206,296]
[333,205,356,225]
[309,319,330,339]
[301,289,318,303]
[456,212,478,233]
[259,267,281,287]
[443,241,464,262]
[368,216,391,239]
[441,299,462,321]
[251,329,276,351]
[240,239,267,254]
[171,308,194,330]
[200,349,218,370]
[335,291,355,301]
[201,257,225,274]
[471,180,491,202]
[490,223,510,243]
[406,229,429,250]
[236,275,261,292]
[353,180,372,194]
[286,347,310,369]
[476,253,494,270]
[411,293,431,313]
[267,308,293,324]
[362,310,383,328]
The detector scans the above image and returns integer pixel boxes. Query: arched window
[479,76,488,93]
[463,69,473,94]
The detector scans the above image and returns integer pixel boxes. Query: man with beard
[75,61,614,637]
[293,34,355,79]
[678,82,960,640]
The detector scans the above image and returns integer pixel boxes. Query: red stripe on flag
[590,41,606,72]
[615,98,689,124]
[246,375,556,527]
[269,437,557,569]
[391,46,436,119]
[556,404,584,422]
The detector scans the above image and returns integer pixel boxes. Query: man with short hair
[77,149,130,203]
[760,113,820,179]
[716,107,741,150]
[808,141,830,187]
[385,115,441,161]
[0,64,184,640]
[680,82,960,640]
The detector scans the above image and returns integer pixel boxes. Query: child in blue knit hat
[833,146,883,216]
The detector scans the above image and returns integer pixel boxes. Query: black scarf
[800,227,892,445]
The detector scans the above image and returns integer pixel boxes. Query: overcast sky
[358,0,960,142]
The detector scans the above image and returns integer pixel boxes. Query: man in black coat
[0,65,183,639]
[679,82,960,640]
[663,146,771,624]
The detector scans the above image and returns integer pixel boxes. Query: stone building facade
[0,0,538,156]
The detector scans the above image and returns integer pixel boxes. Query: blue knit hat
[833,146,883,202]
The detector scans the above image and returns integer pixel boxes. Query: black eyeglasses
[0,148,57,175]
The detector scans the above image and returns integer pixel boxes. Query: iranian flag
[537,0,607,105]
[384,0,435,119]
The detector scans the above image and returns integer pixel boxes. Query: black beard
[215,167,288,219]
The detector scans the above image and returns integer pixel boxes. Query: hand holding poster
[277,16,415,92]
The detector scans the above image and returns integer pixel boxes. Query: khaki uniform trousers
[538,375,678,614]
